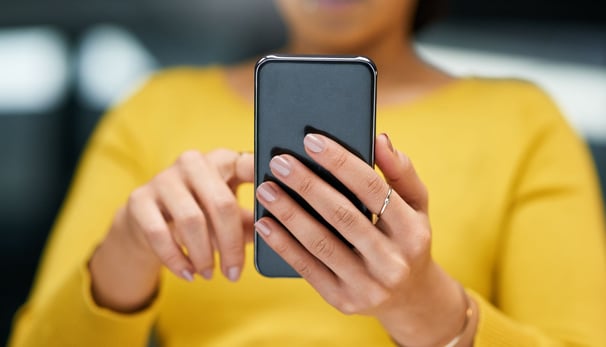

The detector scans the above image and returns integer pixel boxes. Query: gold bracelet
[392,285,473,347]
[442,286,473,347]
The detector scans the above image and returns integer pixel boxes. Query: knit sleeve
[473,87,606,346]
[9,259,163,347]
[8,75,165,347]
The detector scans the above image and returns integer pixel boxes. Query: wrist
[89,208,162,313]
[378,262,469,347]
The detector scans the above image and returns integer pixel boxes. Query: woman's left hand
[255,133,472,346]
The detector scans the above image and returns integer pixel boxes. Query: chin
[304,37,370,55]
[291,22,387,55]
[277,0,409,54]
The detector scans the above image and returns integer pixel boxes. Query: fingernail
[181,269,194,282]
[201,269,213,280]
[257,184,277,202]
[304,134,325,153]
[270,156,291,177]
[382,133,394,153]
[255,220,271,236]
[227,266,241,282]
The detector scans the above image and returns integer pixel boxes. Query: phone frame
[253,54,378,277]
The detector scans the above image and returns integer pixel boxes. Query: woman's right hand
[89,149,254,313]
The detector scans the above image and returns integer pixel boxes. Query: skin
[90,0,479,345]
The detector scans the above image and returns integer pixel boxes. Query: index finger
[206,150,254,186]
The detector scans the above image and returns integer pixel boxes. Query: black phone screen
[254,55,377,277]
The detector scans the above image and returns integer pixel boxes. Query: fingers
[123,149,252,283]
[126,186,195,282]
[255,181,365,280]
[257,134,430,286]
[375,133,429,213]
[254,217,343,303]
[304,133,427,215]
[254,200,393,316]
[206,150,254,187]
[258,158,408,288]
[264,155,389,255]
[255,134,433,317]
[301,134,412,237]
[254,201,390,315]
[301,133,430,256]
[234,152,255,183]
[152,168,214,279]
[177,150,245,281]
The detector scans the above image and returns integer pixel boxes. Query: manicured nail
[382,133,394,153]
[255,220,271,236]
[201,269,213,280]
[227,266,241,282]
[181,270,194,282]
[304,134,325,153]
[270,156,291,177]
[257,184,277,202]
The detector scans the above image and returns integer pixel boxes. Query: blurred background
[0,0,605,344]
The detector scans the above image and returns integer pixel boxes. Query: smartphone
[254,55,377,277]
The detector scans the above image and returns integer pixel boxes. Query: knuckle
[212,195,239,215]
[310,236,335,260]
[143,224,167,243]
[297,175,314,196]
[152,169,175,186]
[293,258,312,278]
[420,228,431,246]
[209,148,231,158]
[366,234,384,253]
[327,294,341,308]
[222,239,244,255]
[177,150,203,166]
[384,262,410,288]
[367,286,390,309]
[366,174,385,196]
[273,239,289,255]
[336,299,357,315]
[279,205,298,225]
[162,250,185,269]
[128,186,148,205]
[176,210,205,232]
[206,148,238,170]
[333,205,356,230]
[407,229,431,259]
[332,150,349,171]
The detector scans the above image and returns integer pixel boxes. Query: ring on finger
[373,186,393,225]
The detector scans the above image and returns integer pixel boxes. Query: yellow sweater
[10,67,606,347]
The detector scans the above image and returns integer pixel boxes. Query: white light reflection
[0,28,69,115]
[417,43,606,142]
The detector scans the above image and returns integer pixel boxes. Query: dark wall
[450,0,606,22]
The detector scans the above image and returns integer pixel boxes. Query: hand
[90,149,253,312]
[255,134,471,346]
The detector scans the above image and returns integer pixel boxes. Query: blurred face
[274,0,416,54]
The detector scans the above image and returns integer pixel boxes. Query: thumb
[375,133,428,213]
[234,152,254,184]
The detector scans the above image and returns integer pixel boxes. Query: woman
[10,0,606,346]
